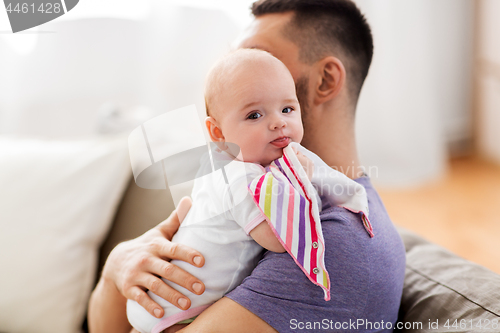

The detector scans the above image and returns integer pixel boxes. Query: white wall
[477,0,500,163]
[0,0,475,188]
[0,19,145,137]
[354,0,474,187]
[0,1,241,138]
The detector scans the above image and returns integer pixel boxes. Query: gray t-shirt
[226,176,406,333]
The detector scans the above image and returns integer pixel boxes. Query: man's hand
[101,197,205,319]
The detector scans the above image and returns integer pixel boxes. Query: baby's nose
[270,118,287,130]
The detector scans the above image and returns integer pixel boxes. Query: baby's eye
[282,107,293,114]
[247,112,262,120]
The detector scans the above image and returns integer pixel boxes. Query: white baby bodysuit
[126,148,267,333]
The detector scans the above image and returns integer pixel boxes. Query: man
[88,1,406,332]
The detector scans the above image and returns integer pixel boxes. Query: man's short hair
[251,0,373,100]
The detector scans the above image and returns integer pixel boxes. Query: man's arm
[177,297,277,333]
[88,273,131,333]
[88,200,206,333]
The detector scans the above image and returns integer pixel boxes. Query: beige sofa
[92,178,500,332]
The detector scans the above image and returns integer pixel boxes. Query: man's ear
[313,56,346,105]
[205,116,225,142]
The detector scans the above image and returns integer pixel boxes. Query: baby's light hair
[204,48,287,119]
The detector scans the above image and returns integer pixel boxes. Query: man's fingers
[140,273,193,311]
[176,197,192,224]
[147,257,205,297]
[150,237,205,268]
[156,208,182,239]
[128,286,165,318]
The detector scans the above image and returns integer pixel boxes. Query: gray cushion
[395,226,500,332]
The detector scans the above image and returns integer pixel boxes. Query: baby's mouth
[270,136,291,148]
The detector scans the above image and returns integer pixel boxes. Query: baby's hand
[292,147,314,181]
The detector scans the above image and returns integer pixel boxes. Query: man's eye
[282,107,293,114]
[247,112,261,120]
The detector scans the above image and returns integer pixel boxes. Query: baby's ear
[205,116,225,142]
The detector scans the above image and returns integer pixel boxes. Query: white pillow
[0,136,131,333]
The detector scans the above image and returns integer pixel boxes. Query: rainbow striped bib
[248,143,374,301]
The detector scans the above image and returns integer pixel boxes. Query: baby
[127,49,373,333]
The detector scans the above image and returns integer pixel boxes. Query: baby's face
[215,57,304,166]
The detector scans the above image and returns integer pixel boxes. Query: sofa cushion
[0,136,130,333]
[396,226,500,332]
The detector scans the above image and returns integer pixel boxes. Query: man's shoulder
[355,176,391,218]
[320,176,394,231]
[319,205,359,225]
